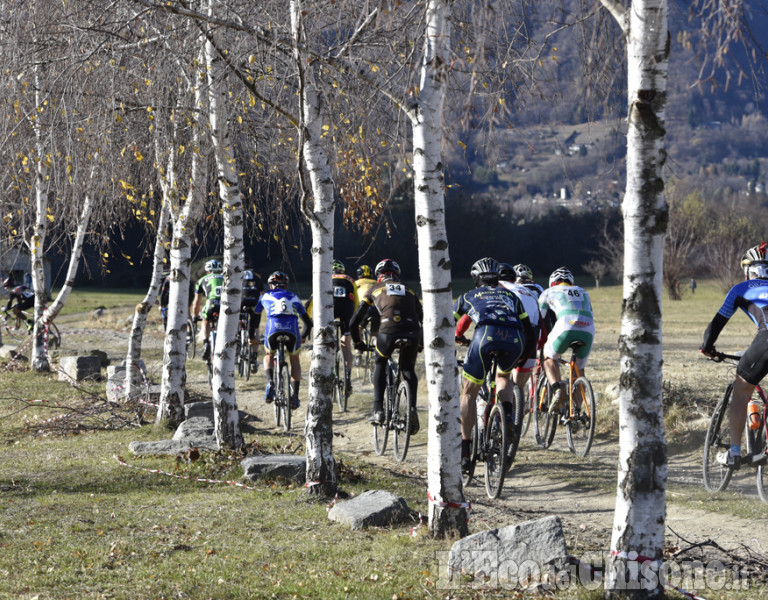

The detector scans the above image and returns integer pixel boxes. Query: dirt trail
[46,312,768,561]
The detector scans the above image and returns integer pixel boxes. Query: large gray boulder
[327,490,412,530]
[128,417,219,456]
[447,515,569,587]
[242,455,306,483]
[58,355,101,382]
[0,345,27,362]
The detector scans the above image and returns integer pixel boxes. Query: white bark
[408,0,468,537]
[292,0,337,498]
[206,1,244,449]
[605,0,669,596]
[158,76,207,425]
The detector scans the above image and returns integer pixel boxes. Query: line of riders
[166,255,596,471]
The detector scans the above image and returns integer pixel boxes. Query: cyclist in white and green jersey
[538,267,595,414]
[191,259,224,361]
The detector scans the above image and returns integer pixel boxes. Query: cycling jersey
[333,274,359,334]
[5,284,34,312]
[195,273,224,321]
[241,270,263,309]
[500,280,542,370]
[355,277,377,301]
[351,280,422,342]
[538,284,594,368]
[453,286,529,329]
[255,288,311,354]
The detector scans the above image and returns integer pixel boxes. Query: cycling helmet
[742,242,768,277]
[549,267,574,287]
[470,257,500,287]
[375,258,401,282]
[268,271,289,287]
[205,259,223,274]
[514,264,533,283]
[356,264,372,279]
[498,263,515,283]
[332,259,345,274]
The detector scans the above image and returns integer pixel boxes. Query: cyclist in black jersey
[2,276,34,330]
[701,242,768,468]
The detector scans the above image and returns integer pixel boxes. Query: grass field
[0,280,766,599]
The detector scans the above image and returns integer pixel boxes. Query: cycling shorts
[542,318,594,371]
[462,324,525,385]
[374,332,419,364]
[738,330,768,385]
[202,300,220,322]
[266,330,300,355]
[334,304,355,336]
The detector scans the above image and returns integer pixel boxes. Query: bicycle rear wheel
[372,401,389,456]
[506,384,525,468]
[566,377,597,457]
[392,380,412,463]
[280,361,292,432]
[520,376,534,437]
[703,384,735,492]
[533,375,557,449]
[484,402,508,499]
[334,349,347,412]
[46,322,61,350]
[462,417,480,488]
[186,319,197,359]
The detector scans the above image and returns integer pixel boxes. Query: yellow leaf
[134,150,143,161]
[457,140,466,149]
[46,214,54,222]
[371,65,379,72]
[103,253,109,258]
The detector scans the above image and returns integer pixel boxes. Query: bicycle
[520,357,543,438]
[703,352,768,501]
[2,308,61,350]
[186,317,197,359]
[371,339,416,463]
[270,333,294,432]
[333,319,349,412]
[235,310,253,381]
[533,345,596,457]
[355,318,375,385]
[457,338,524,499]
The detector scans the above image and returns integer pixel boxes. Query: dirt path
[47,312,768,562]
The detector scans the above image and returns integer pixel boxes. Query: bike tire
[566,376,597,457]
[392,380,412,463]
[334,349,347,412]
[47,322,61,350]
[703,384,735,492]
[506,384,525,468]
[533,376,557,449]
[373,367,393,455]
[520,376,534,437]
[462,417,480,488]
[280,361,292,432]
[186,319,197,359]
[484,402,508,499]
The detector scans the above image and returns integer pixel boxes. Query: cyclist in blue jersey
[701,242,768,468]
[255,271,312,409]
[454,257,535,473]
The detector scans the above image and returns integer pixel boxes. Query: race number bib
[385,283,406,296]
[22,289,34,299]
[333,286,347,298]
[272,299,293,315]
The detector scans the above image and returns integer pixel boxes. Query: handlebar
[706,350,742,363]
[455,335,470,347]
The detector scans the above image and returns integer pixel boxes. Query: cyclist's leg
[733,333,768,462]
[263,328,278,402]
[371,333,394,421]
[287,332,301,408]
[399,339,420,433]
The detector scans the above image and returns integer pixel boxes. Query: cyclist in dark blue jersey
[701,242,768,468]
[454,257,535,473]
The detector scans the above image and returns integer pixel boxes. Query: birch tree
[599,0,669,595]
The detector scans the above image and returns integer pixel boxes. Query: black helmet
[375,258,401,282]
[268,271,289,287]
[499,263,515,283]
[470,257,500,287]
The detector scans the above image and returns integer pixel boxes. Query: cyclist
[2,276,34,331]
[514,263,545,296]
[538,267,595,415]
[351,258,423,434]
[332,260,359,396]
[241,266,264,366]
[355,265,377,300]
[454,257,535,473]
[191,259,224,361]
[701,242,768,468]
[499,263,542,392]
[255,271,312,409]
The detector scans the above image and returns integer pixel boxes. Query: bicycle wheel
[566,376,597,457]
[703,384,735,492]
[235,332,244,378]
[392,379,412,463]
[280,361,292,432]
[484,402,508,499]
[533,376,557,449]
[462,416,480,488]
[373,370,392,455]
[186,319,197,359]
[520,376,534,437]
[505,384,525,468]
[334,349,347,412]
[46,322,61,350]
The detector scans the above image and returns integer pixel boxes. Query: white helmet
[549,267,574,287]
[205,259,223,274]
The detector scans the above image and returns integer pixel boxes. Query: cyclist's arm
[701,313,729,355]
[455,314,471,337]
[349,300,370,345]
[520,313,536,359]
[300,313,313,340]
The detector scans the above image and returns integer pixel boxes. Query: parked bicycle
[270,332,295,432]
[458,338,524,499]
[371,338,416,463]
[533,344,596,457]
[703,352,768,501]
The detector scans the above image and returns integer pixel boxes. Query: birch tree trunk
[408,0,468,538]
[291,0,337,498]
[206,1,244,449]
[158,80,207,426]
[603,0,669,596]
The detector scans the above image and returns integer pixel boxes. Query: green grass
[2,280,768,599]
[51,287,147,317]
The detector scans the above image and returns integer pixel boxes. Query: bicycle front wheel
[533,375,556,449]
[703,384,735,492]
[186,319,197,359]
[566,377,596,457]
[392,380,412,463]
[484,402,508,499]
[280,361,292,432]
[334,349,347,412]
[506,384,525,468]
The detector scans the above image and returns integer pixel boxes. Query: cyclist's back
[538,273,594,361]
